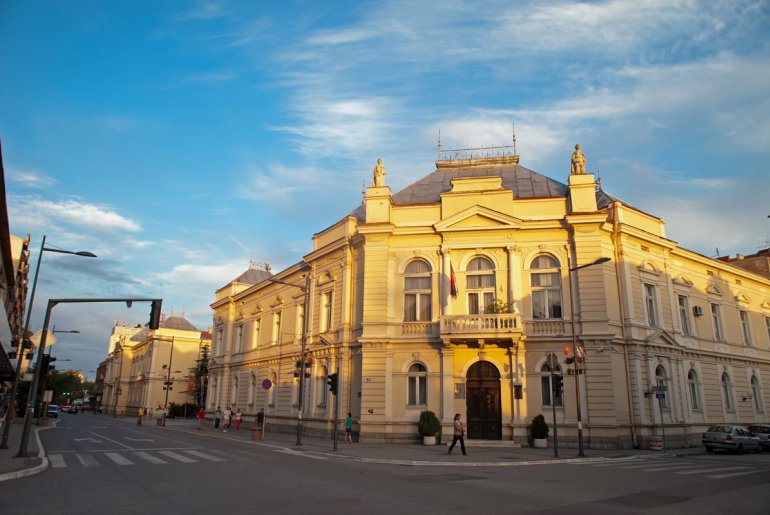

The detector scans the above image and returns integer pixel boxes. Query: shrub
[530,414,549,439]
[417,410,442,437]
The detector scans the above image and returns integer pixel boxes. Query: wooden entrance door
[466,361,502,440]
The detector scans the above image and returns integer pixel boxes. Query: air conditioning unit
[693,305,704,316]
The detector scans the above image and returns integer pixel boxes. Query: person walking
[223,406,232,432]
[448,413,466,455]
[214,406,222,430]
[137,407,144,426]
[235,408,242,431]
[345,412,353,443]
[196,407,205,430]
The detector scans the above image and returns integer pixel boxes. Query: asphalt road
[2,414,770,514]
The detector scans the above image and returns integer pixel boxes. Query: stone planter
[422,435,437,445]
[533,438,548,449]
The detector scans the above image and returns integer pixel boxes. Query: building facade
[101,318,210,417]
[209,149,770,449]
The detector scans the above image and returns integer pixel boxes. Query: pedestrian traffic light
[327,373,338,396]
[553,374,563,396]
[149,299,163,330]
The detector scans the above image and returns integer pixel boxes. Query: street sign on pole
[262,378,273,390]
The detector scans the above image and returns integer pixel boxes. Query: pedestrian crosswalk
[48,449,226,469]
[573,456,764,480]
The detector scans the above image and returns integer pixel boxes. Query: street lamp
[268,270,311,446]
[1,236,95,451]
[158,336,176,426]
[568,256,610,457]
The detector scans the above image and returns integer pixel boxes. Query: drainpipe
[612,201,638,448]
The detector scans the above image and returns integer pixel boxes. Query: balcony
[440,313,522,343]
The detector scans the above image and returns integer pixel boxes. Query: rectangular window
[711,303,723,342]
[272,312,282,345]
[766,317,770,346]
[405,293,431,321]
[235,325,243,353]
[468,292,495,315]
[321,292,333,332]
[252,318,260,349]
[678,295,692,336]
[541,375,563,406]
[644,283,659,328]
[408,376,427,405]
[740,310,752,346]
[296,305,305,342]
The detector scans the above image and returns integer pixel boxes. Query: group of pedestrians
[211,406,243,432]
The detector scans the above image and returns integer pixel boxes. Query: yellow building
[210,147,770,449]
[102,317,210,417]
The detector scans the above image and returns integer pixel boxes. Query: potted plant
[418,410,442,445]
[530,414,549,448]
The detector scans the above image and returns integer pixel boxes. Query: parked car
[46,404,59,418]
[702,425,762,454]
[747,424,770,450]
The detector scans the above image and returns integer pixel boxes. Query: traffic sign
[262,378,273,390]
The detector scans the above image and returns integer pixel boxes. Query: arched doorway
[466,361,502,439]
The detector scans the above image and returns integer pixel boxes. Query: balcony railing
[440,314,521,335]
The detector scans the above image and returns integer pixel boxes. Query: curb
[0,422,53,482]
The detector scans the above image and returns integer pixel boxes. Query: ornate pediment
[644,329,680,347]
[734,292,750,304]
[672,275,694,288]
[434,205,522,233]
[706,285,723,296]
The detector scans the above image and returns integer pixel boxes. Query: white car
[702,425,762,454]
[46,404,59,418]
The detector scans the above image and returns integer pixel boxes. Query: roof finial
[596,167,603,191]
[437,128,442,160]
[512,123,518,156]
[249,256,257,270]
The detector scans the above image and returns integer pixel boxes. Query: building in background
[209,144,770,449]
[100,317,211,417]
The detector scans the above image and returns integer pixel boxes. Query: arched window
[721,372,734,411]
[466,257,495,315]
[404,259,432,322]
[687,369,701,410]
[248,374,255,406]
[231,376,239,406]
[407,363,427,405]
[540,356,563,406]
[530,255,562,319]
[316,365,328,408]
[655,365,669,409]
[751,375,762,412]
[268,373,277,407]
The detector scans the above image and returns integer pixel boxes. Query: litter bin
[251,428,263,441]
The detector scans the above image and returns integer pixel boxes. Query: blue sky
[1,0,769,378]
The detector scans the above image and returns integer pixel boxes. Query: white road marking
[105,452,134,465]
[676,466,751,475]
[125,437,154,442]
[134,451,167,464]
[76,453,100,467]
[74,438,102,443]
[707,470,759,479]
[49,454,66,468]
[184,450,226,461]
[158,450,196,463]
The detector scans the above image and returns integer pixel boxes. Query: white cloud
[12,197,141,233]
[7,167,58,189]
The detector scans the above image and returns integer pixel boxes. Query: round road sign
[262,378,273,390]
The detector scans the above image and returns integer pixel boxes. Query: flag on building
[450,263,458,297]
[577,343,587,358]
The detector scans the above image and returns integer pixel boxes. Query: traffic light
[327,373,338,396]
[553,374,563,396]
[41,354,51,375]
[149,299,163,330]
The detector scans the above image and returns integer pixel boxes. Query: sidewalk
[0,416,706,481]
[159,418,705,467]
[0,418,48,482]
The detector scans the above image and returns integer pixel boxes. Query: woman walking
[345,412,353,443]
[214,406,222,430]
[448,413,466,455]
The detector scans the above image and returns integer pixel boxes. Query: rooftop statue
[571,144,586,175]
[372,158,386,187]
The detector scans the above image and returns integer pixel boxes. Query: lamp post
[1,236,95,452]
[268,269,311,446]
[567,256,610,457]
[159,336,176,426]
